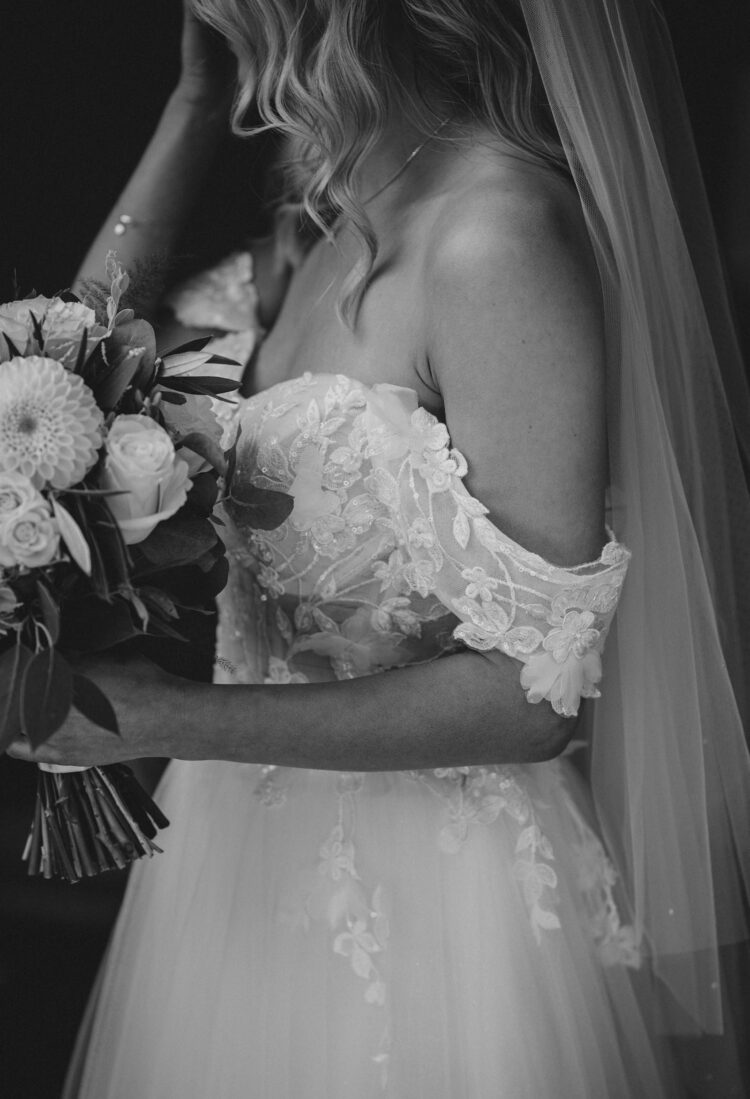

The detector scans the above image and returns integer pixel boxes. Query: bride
[12,0,750,1095]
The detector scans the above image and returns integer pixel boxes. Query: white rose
[0,296,107,369]
[41,298,108,368]
[101,415,191,545]
[0,470,44,523]
[0,498,60,568]
[0,300,36,362]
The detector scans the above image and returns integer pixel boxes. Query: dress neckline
[246,370,420,405]
[240,370,626,577]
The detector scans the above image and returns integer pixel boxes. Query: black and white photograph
[1,1,750,1096]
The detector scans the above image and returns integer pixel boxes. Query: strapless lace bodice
[211,370,639,993]
[139,272,644,1089]
[216,371,629,717]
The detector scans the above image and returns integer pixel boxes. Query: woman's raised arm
[73,4,239,315]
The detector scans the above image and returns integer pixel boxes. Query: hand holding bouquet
[0,253,291,881]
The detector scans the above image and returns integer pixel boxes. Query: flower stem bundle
[22,763,169,882]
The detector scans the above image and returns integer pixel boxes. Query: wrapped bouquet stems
[22,763,169,883]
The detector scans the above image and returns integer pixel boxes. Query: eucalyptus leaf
[228,485,294,531]
[179,432,227,474]
[0,642,33,752]
[72,673,120,735]
[104,316,157,372]
[90,353,142,412]
[139,514,220,568]
[21,648,74,748]
[187,471,219,515]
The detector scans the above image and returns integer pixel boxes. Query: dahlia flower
[0,356,103,489]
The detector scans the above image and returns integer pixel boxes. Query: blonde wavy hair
[190,0,565,321]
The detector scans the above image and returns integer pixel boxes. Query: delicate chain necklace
[362,118,450,205]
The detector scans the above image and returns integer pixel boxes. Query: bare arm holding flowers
[9,189,608,774]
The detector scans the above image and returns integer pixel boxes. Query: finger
[7,738,36,763]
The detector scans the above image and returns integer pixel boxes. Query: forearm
[73,91,232,313]
[158,651,574,771]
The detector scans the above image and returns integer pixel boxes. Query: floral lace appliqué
[410,767,562,943]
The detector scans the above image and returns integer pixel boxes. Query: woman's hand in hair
[176,0,238,108]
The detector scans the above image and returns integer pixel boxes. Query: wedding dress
[62,0,750,1090]
[63,254,681,1099]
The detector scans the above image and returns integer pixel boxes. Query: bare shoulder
[423,167,600,329]
[421,167,607,565]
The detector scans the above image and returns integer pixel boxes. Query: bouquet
[0,253,292,882]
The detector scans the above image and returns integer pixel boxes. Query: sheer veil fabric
[520,0,750,1033]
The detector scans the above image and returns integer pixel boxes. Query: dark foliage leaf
[227,485,294,530]
[157,334,212,358]
[21,648,74,748]
[139,587,179,619]
[143,615,190,643]
[239,339,262,398]
[36,581,60,644]
[73,327,89,374]
[92,496,133,588]
[179,432,227,474]
[224,422,242,491]
[89,352,142,412]
[200,551,229,596]
[108,317,157,364]
[133,353,161,397]
[72,673,120,735]
[162,375,240,396]
[61,486,128,497]
[3,332,21,358]
[138,514,220,569]
[205,353,241,367]
[186,471,220,515]
[0,642,33,752]
[59,595,140,652]
[158,390,187,405]
[68,494,131,599]
[28,310,45,350]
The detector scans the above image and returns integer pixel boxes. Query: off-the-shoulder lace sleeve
[362,384,630,718]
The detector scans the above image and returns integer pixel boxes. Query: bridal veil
[519,0,750,1034]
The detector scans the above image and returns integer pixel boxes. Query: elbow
[522,706,577,762]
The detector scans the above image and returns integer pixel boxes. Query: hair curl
[190,0,565,322]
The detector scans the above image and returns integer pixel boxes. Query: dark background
[0,2,749,1097]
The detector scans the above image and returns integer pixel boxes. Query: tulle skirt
[65,757,677,1098]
